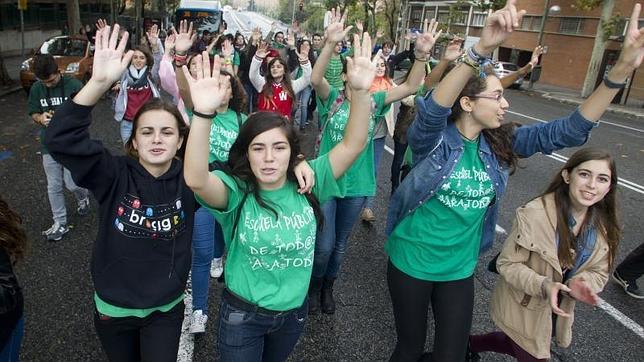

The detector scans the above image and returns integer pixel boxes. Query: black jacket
[45,101,195,309]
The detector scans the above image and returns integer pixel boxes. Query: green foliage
[601,13,622,41]
[572,0,603,11]
[470,0,505,12]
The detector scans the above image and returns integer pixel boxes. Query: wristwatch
[603,75,628,89]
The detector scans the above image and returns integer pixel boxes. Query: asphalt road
[2,84,644,361]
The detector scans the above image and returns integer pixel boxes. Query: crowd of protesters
[3,1,644,361]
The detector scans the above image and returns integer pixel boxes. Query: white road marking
[507,110,644,133]
[177,275,194,362]
[384,132,644,341]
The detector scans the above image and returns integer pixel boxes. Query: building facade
[398,0,644,106]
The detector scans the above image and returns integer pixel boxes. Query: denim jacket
[385,91,598,253]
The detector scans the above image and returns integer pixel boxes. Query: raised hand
[355,19,364,34]
[91,24,133,86]
[376,29,384,39]
[175,20,196,54]
[255,41,269,58]
[371,48,383,63]
[414,18,443,58]
[295,40,310,62]
[146,24,160,45]
[477,0,526,55]
[164,32,176,55]
[616,3,644,70]
[96,18,107,31]
[325,8,352,44]
[221,39,234,57]
[287,31,296,48]
[292,21,301,34]
[251,27,262,43]
[568,278,600,306]
[346,32,376,92]
[443,37,464,61]
[181,53,226,114]
[529,45,544,67]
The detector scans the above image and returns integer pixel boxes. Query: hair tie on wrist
[192,109,217,119]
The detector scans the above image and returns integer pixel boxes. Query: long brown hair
[261,57,296,105]
[449,68,518,173]
[540,148,621,269]
[225,111,324,230]
[0,196,28,264]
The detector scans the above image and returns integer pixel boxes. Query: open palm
[182,53,226,114]
[478,0,525,54]
[346,33,376,92]
[619,3,644,69]
[91,25,132,85]
[414,18,442,55]
[176,20,196,53]
[326,8,352,44]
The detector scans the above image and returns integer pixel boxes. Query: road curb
[536,91,644,120]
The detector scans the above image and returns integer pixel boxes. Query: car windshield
[40,37,87,57]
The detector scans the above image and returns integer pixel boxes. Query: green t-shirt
[198,154,344,311]
[210,49,241,67]
[186,108,246,163]
[94,293,184,318]
[324,55,345,90]
[27,76,83,154]
[316,87,389,197]
[385,137,496,281]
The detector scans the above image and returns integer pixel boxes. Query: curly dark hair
[0,196,28,264]
[225,111,323,230]
[449,67,518,173]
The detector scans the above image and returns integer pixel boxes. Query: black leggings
[387,260,474,362]
[94,301,185,362]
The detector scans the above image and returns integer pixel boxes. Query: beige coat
[490,193,610,359]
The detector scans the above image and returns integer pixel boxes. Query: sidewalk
[526,82,644,120]
[0,54,25,97]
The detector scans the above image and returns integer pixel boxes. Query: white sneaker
[189,310,208,334]
[42,222,69,241]
[210,257,224,278]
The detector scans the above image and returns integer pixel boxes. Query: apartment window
[559,17,584,34]
[438,11,449,24]
[471,12,487,27]
[520,16,542,31]
[411,8,423,21]
[453,11,468,25]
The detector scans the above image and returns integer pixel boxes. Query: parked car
[494,61,523,88]
[20,35,93,93]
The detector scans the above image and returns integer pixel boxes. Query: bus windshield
[175,8,222,34]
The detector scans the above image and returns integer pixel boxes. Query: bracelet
[603,76,627,89]
[458,47,494,78]
[414,51,428,63]
[192,108,217,119]
[254,54,266,62]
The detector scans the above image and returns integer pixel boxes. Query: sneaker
[210,257,224,278]
[77,197,90,216]
[612,270,644,299]
[42,222,69,241]
[360,208,376,222]
[189,310,208,334]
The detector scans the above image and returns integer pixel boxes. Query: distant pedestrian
[612,241,644,299]
[468,148,621,361]
[45,24,194,362]
[0,196,28,362]
[27,53,90,241]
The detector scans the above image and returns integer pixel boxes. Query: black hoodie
[44,100,194,309]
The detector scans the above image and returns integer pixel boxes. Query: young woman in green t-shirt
[309,9,443,315]
[183,32,377,361]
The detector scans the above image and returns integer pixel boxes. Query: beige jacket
[490,193,610,359]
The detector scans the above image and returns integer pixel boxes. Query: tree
[580,0,615,98]
[66,0,81,35]
[381,0,400,41]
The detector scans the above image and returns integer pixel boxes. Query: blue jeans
[390,139,408,193]
[119,120,133,145]
[313,196,366,279]
[42,154,89,225]
[191,207,225,314]
[296,86,312,129]
[243,80,256,114]
[217,293,307,362]
[365,136,386,209]
[0,317,24,362]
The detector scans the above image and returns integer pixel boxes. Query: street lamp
[529,1,561,88]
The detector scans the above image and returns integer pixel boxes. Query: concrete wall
[0,29,62,56]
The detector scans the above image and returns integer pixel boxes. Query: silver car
[494,61,523,88]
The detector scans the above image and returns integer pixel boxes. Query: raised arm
[292,41,312,93]
[499,45,543,89]
[384,18,442,105]
[424,38,464,90]
[182,54,230,209]
[174,20,197,110]
[432,0,525,108]
[327,33,376,179]
[249,42,268,92]
[311,8,351,101]
[579,3,644,122]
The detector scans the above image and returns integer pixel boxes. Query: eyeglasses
[467,93,505,102]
